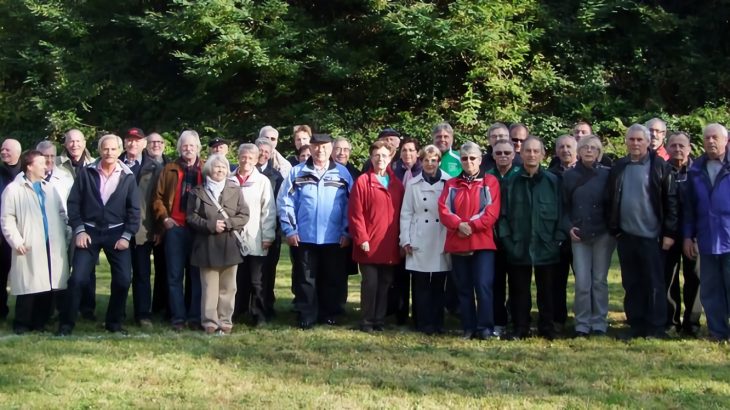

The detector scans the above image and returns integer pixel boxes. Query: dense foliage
[1,0,729,160]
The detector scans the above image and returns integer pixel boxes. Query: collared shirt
[98,162,123,205]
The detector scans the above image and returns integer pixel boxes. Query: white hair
[176,130,202,155]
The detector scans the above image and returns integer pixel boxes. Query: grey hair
[704,123,728,138]
[418,144,442,161]
[577,135,603,161]
[492,139,515,151]
[459,141,481,157]
[254,137,273,150]
[626,124,651,142]
[431,122,454,137]
[64,128,85,143]
[202,153,230,178]
[487,122,509,137]
[176,130,202,155]
[97,134,123,152]
[237,143,259,157]
[332,137,352,148]
[258,125,279,139]
[523,136,546,155]
[36,140,57,154]
[644,117,666,130]
[554,135,577,154]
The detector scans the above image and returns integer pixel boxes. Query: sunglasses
[494,151,513,156]
[511,138,525,143]
[460,156,479,162]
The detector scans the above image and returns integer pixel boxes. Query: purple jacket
[683,151,730,255]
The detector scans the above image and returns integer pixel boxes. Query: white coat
[46,166,74,211]
[0,174,70,295]
[230,168,276,256]
[399,171,452,272]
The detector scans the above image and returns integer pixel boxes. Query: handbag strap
[203,187,244,241]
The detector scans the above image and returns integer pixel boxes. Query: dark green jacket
[497,166,567,266]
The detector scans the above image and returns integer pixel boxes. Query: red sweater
[348,168,404,265]
[438,171,501,253]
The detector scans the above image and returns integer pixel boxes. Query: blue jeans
[451,250,495,333]
[131,239,153,321]
[165,226,201,325]
[60,226,131,331]
[699,253,730,339]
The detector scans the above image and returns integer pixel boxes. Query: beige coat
[229,168,276,256]
[0,174,70,295]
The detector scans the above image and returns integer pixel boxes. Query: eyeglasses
[581,145,600,151]
[148,140,164,145]
[490,134,509,139]
[422,158,439,164]
[494,151,513,156]
[460,156,479,162]
[333,147,351,153]
[511,138,525,144]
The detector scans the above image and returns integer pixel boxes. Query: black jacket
[607,151,678,239]
[562,161,611,240]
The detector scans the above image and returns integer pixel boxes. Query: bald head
[63,128,86,161]
[0,139,21,165]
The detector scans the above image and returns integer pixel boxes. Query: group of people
[1,118,729,342]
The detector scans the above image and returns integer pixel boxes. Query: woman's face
[421,153,440,175]
[370,146,391,173]
[400,142,418,166]
[210,161,228,182]
[238,150,257,174]
[460,151,481,175]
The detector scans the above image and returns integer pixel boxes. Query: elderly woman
[400,144,451,335]
[349,140,404,332]
[562,135,615,337]
[438,141,501,340]
[1,150,69,334]
[231,144,276,326]
[187,153,250,335]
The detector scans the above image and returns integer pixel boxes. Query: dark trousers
[387,262,410,324]
[0,242,10,319]
[131,239,153,321]
[262,234,281,317]
[509,264,557,337]
[445,273,459,315]
[292,243,345,324]
[339,243,358,313]
[699,253,730,339]
[60,226,132,332]
[235,255,266,320]
[617,233,667,336]
[664,244,701,331]
[493,250,509,327]
[553,241,572,325]
[412,271,446,333]
[452,251,495,333]
[79,267,97,318]
[360,264,394,326]
[14,291,53,332]
[151,241,169,317]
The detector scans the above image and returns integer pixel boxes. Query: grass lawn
[1,248,729,408]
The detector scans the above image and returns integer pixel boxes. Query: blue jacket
[278,159,353,245]
[683,151,730,255]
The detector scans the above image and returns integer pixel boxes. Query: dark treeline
[1,0,729,160]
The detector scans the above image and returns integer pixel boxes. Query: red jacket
[348,167,404,265]
[438,171,501,253]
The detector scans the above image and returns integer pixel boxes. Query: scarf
[422,169,442,185]
[205,176,226,202]
[177,157,200,212]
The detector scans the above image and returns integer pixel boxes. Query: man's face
[379,136,400,152]
[64,130,86,159]
[294,131,311,150]
[262,130,278,149]
[179,136,199,162]
[572,124,592,140]
[647,121,666,150]
[125,137,145,158]
[488,127,509,147]
[146,134,165,157]
[556,137,577,166]
[310,142,332,165]
[667,135,691,164]
[0,140,21,165]
[210,143,228,156]
[238,150,258,173]
[39,147,56,174]
[703,127,728,159]
[100,138,120,167]
[433,131,453,153]
[332,141,351,165]
[492,142,515,168]
[626,131,650,158]
[257,145,271,166]
[510,127,528,153]
[521,139,544,168]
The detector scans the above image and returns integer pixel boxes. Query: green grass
[1,250,729,408]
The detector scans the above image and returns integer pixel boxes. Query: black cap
[310,134,333,144]
[208,137,228,148]
[124,127,145,140]
[377,128,401,140]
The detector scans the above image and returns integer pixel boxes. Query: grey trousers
[572,233,616,333]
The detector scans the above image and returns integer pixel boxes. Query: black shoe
[323,318,338,326]
[477,329,495,340]
[461,331,475,340]
[648,331,671,340]
[187,321,202,331]
[539,331,556,341]
[104,324,128,335]
[55,326,73,336]
[373,324,385,332]
[574,331,590,339]
[359,324,374,333]
[591,329,607,337]
[298,321,314,330]
[13,326,29,335]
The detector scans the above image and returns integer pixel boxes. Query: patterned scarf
[177,157,201,212]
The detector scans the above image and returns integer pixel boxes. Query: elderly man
[279,134,353,329]
[684,123,730,342]
[287,125,313,166]
[36,141,74,206]
[481,122,513,172]
[432,122,462,178]
[259,125,292,179]
[662,131,700,336]
[646,118,670,160]
[572,121,593,141]
[208,137,229,157]
[152,130,204,331]
[57,134,140,335]
[609,124,678,340]
[509,123,529,154]
[498,137,566,340]
[0,138,22,319]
